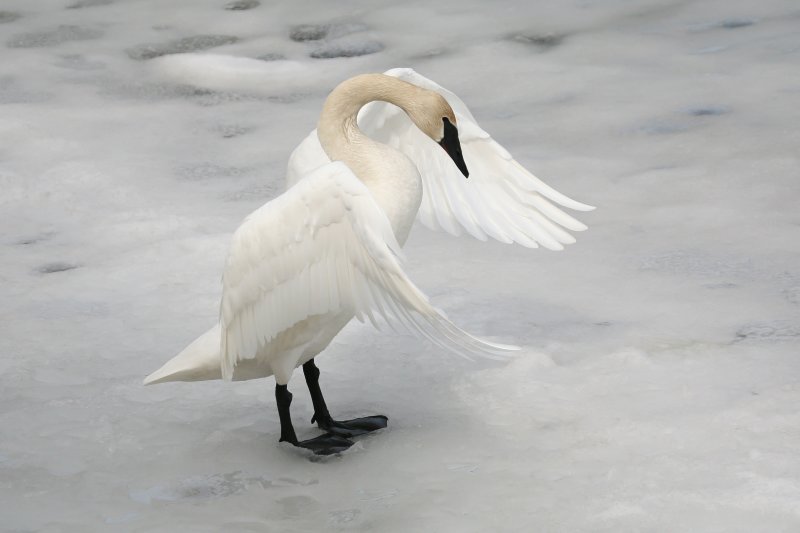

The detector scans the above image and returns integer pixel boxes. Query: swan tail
[143,325,223,385]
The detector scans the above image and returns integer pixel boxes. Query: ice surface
[1,0,799,531]
[7,25,104,48]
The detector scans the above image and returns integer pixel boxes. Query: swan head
[407,91,469,178]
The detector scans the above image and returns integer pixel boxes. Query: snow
[1,0,799,530]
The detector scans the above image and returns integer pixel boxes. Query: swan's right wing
[221,162,515,379]
[361,68,594,249]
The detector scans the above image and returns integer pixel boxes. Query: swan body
[144,67,593,454]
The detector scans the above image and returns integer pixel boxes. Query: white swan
[144,68,593,455]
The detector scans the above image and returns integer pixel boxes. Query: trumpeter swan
[144,68,593,455]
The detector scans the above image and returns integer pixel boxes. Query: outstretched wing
[361,68,594,249]
[286,68,593,249]
[220,162,515,380]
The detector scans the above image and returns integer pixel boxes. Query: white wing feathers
[287,68,593,249]
[220,162,514,380]
[361,68,594,250]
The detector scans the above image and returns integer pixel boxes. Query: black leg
[302,358,332,424]
[302,359,388,438]
[274,383,353,455]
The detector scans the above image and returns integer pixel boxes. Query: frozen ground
[1,0,799,531]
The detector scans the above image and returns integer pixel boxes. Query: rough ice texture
[36,261,81,274]
[509,32,566,50]
[7,25,104,48]
[1,0,799,531]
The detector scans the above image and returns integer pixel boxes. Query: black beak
[438,117,469,178]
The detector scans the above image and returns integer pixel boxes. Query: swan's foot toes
[316,415,388,438]
[282,433,354,455]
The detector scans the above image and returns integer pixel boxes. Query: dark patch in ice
[257,52,286,61]
[0,11,21,24]
[224,0,260,10]
[290,22,368,42]
[689,19,757,32]
[510,33,565,50]
[720,18,756,29]
[177,162,249,181]
[289,24,328,43]
[7,25,104,48]
[735,322,800,343]
[126,34,239,60]
[687,105,730,117]
[290,24,327,42]
[67,0,112,8]
[310,39,384,59]
[36,262,80,274]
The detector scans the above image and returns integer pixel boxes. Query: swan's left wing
[222,161,516,379]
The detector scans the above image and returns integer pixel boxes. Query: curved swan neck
[317,73,422,163]
[317,74,424,245]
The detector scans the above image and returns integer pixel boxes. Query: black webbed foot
[303,359,389,439]
[313,414,389,438]
[281,432,354,455]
